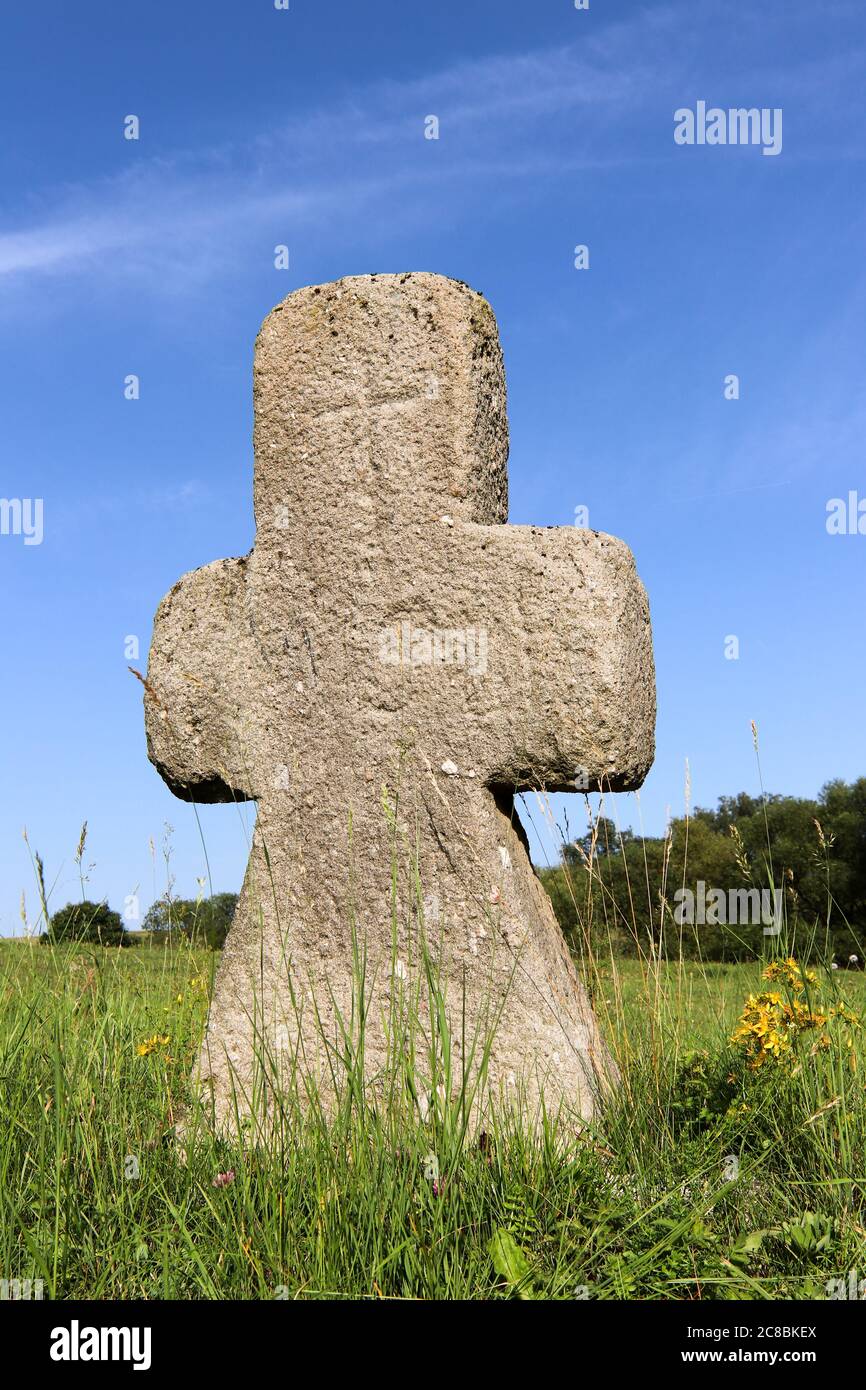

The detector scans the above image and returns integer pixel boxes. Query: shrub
[44,900,129,947]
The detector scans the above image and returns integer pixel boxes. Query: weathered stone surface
[144,272,655,1134]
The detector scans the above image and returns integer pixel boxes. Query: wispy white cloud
[45,480,214,540]
[0,13,688,294]
[0,0,859,299]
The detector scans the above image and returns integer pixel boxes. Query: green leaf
[728,1229,766,1266]
[489,1228,536,1299]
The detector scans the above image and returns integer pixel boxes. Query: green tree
[142,893,238,948]
[541,780,866,964]
[44,900,128,947]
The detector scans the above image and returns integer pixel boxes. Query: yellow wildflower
[733,960,860,1069]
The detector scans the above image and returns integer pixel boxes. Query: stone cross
[144,273,655,1136]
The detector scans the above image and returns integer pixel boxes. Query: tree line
[538,779,866,963]
[43,893,239,949]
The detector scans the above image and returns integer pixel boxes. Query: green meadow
[2,937,864,1301]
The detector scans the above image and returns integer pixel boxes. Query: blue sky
[1,0,864,932]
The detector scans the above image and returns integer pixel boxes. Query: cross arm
[144,556,258,803]
[376,522,655,793]
[470,524,655,792]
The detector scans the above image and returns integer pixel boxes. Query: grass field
[1,938,864,1300]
